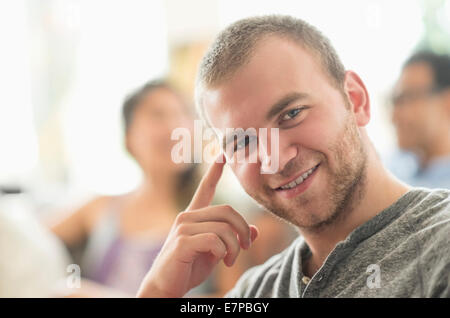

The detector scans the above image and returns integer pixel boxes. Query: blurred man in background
[390,51,450,189]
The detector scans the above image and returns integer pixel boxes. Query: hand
[137,153,258,298]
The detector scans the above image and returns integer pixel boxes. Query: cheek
[398,113,416,127]
[296,112,336,155]
[129,126,166,159]
[401,104,427,124]
[231,162,262,192]
[139,122,169,145]
[300,109,352,169]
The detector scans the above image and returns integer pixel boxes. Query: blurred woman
[50,80,199,296]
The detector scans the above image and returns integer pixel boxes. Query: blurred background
[0,0,449,297]
[2,0,450,209]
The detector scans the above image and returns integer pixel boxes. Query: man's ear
[344,70,371,127]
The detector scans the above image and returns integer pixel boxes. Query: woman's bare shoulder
[81,195,120,232]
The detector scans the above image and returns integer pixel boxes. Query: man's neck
[300,155,411,278]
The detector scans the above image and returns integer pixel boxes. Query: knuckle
[211,236,226,255]
[208,239,225,257]
[230,239,240,253]
[174,223,188,236]
[174,235,189,249]
[175,211,189,224]
[217,222,232,233]
[204,233,220,246]
[221,204,233,212]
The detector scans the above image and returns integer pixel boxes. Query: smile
[275,163,321,192]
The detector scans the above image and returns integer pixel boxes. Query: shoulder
[401,188,450,255]
[82,195,115,212]
[402,188,450,230]
[225,236,304,298]
[402,188,450,297]
[66,195,114,221]
[80,195,118,231]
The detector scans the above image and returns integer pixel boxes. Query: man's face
[203,37,368,230]
[392,62,443,152]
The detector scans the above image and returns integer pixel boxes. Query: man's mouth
[275,163,321,191]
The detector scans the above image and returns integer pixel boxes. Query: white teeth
[279,164,318,190]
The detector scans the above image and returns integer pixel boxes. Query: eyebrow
[221,92,310,151]
[266,92,310,121]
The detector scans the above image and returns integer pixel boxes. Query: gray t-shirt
[225,188,450,298]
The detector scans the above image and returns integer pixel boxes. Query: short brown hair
[195,15,346,122]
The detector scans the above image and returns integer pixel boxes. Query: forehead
[142,88,177,105]
[202,36,330,132]
[397,62,434,89]
[137,88,185,113]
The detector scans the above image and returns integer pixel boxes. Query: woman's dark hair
[122,79,200,210]
[122,79,173,133]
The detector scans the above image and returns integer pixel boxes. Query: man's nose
[277,144,299,175]
[258,131,298,174]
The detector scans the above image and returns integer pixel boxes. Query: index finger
[187,153,226,210]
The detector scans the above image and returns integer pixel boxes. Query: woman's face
[126,87,193,175]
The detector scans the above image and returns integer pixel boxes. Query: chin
[396,135,414,151]
[271,194,333,227]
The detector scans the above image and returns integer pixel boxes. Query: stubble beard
[250,113,368,233]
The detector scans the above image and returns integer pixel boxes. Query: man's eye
[234,135,256,152]
[281,108,303,121]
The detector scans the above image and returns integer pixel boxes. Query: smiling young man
[138,15,450,298]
